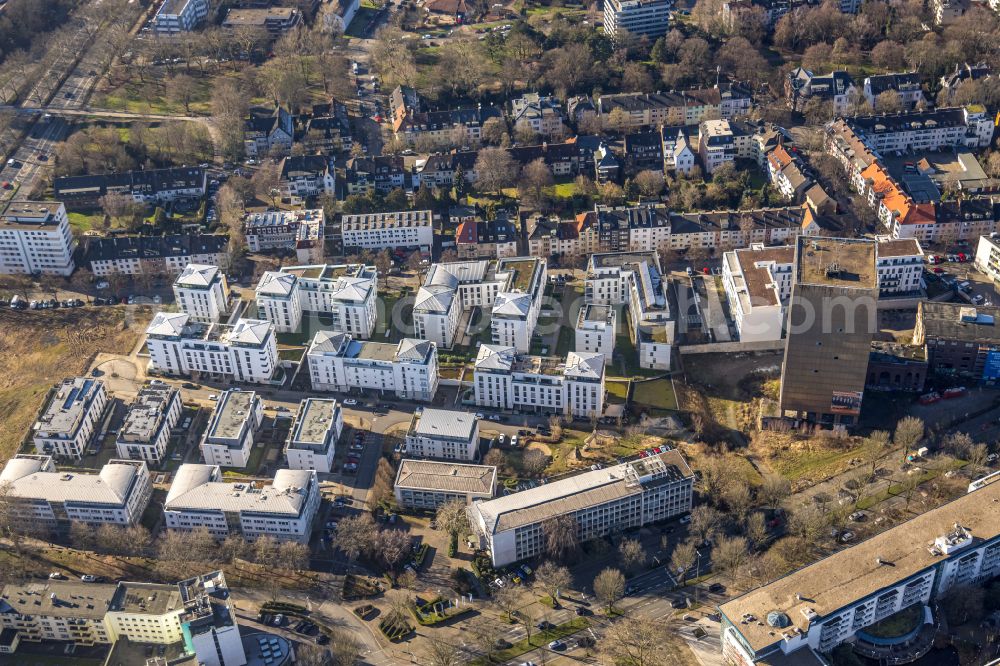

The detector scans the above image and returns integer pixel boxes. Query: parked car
[80,575,98,582]
[343,398,358,406]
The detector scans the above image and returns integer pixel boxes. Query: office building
[285,398,342,473]
[719,480,1000,665]
[340,209,433,251]
[469,449,693,566]
[576,304,616,363]
[307,332,439,402]
[165,465,319,542]
[153,0,209,33]
[778,237,879,426]
[116,384,182,464]
[0,200,75,277]
[33,377,108,460]
[173,264,231,323]
[254,263,378,337]
[200,390,262,469]
[474,346,606,420]
[394,459,497,510]
[404,409,480,461]
[0,455,152,529]
[913,301,1000,381]
[603,0,670,42]
[145,313,278,384]
[243,209,325,264]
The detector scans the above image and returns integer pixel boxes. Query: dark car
[670,598,687,609]
[709,583,726,594]
[182,382,199,389]
[575,606,592,616]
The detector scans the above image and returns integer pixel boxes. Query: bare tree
[688,505,722,543]
[715,535,749,581]
[619,538,647,575]
[745,512,769,551]
[893,416,924,455]
[521,449,551,476]
[333,513,378,561]
[470,619,506,663]
[492,583,519,622]
[376,528,412,571]
[518,158,553,211]
[166,73,198,114]
[594,567,625,613]
[634,170,665,198]
[542,514,579,562]
[968,442,989,469]
[601,615,679,666]
[475,147,519,195]
[423,639,464,666]
[758,476,791,506]
[435,499,470,541]
[251,160,282,208]
[670,540,697,584]
[534,561,572,602]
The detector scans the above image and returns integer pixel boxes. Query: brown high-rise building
[779,237,878,427]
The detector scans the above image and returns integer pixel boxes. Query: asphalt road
[0,116,66,200]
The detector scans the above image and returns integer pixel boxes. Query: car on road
[548,640,566,651]
[840,530,855,543]
[49,573,65,580]
[342,463,358,473]
[325,521,338,530]
[671,597,687,608]
[208,394,218,401]
[575,606,592,616]
[475,412,484,419]
[37,153,48,161]
[679,515,691,524]
[343,398,358,406]
[80,575,98,582]
[333,495,350,505]
[349,443,364,451]
[494,578,505,587]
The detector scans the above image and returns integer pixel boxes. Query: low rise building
[340,209,433,251]
[455,217,519,260]
[200,390,262,468]
[390,87,502,148]
[913,301,1000,381]
[719,480,1000,665]
[0,455,152,529]
[863,72,925,110]
[222,6,301,37]
[394,459,497,510]
[33,377,108,460]
[243,209,325,264]
[510,93,567,140]
[576,304,616,363]
[53,167,206,208]
[932,0,968,24]
[145,313,278,384]
[165,465,319,542]
[285,398,342,473]
[404,409,480,461]
[116,384,182,464]
[153,0,209,33]
[468,449,694,566]
[786,68,856,114]
[279,155,335,200]
[243,106,294,158]
[595,84,751,130]
[307,333,439,402]
[474,346,606,419]
[0,201,75,276]
[867,341,927,393]
[172,263,230,323]
[255,263,378,337]
[84,234,228,277]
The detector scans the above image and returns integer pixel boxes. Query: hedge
[411,596,475,626]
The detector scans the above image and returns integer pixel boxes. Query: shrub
[447,533,458,557]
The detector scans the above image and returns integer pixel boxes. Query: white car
[208,394,218,401]
[679,515,691,524]
[498,434,506,445]
[494,578,505,587]
[80,575,98,583]
[343,398,358,406]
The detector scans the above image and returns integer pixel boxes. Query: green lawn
[552,180,577,199]
[68,211,105,234]
[606,380,630,404]
[345,6,381,38]
[479,617,589,665]
[631,377,678,411]
[555,324,576,356]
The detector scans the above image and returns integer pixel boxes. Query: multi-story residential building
[390,87,502,148]
[243,209,325,264]
[53,167,206,208]
[145,313,278,384]
[778,237,879,427]
[595,85,752,130]
[722,238,923,343]
[510,93,567,139]
[785,68,856,114]
[415,152,479,188]
[0,455,151,529]
[33,377,108,460]
[254,263,378,337]
[153,0,209,33]
[455,217,519,260]
[863,72,925,110]
[279,155,335,200]
[603,0,671,41]
[394,459,497,510]
[662,128,697,175]
[404,409,480,461]
[468,449,694,566]
[325,0,359,31]
[939,62,992,104]
[474,346,606,419]
[84,234,228,277]
[913,301,1000,381]
[0,201,75,276]
[344,155,412,195]
[974,233,1000,283]
[932,0,968,24]
[115,384,182,464]
[576,304,617,363]
[722,0,809,29]
[491,257,547,354]
[165,465,319,542]
[765,144,817,203]
[285,398,342,473]
[585,252,674,370]
[340,209,433,251]
[847,107,995,153]
[200,390,262,469]
[222,6,301,37]
[698,119,748,174]
[526,212,601,259]
[173,263,230,323]
[243,106,294,158]
[307,333,439,402]
[299,99,353,155]
[720,481,1000,665]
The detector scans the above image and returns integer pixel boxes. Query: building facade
[576,304,617,363]
[244,209,326,265]
[404,409,480,461]
[116,384,183,464]
[153,0,209,33]
[285,398,342,473]
[394,459,497,510]
[33,377,108,460]
[340,209,434,250]
[200,390,262,469]
[255,264,378,337]
[173,264,231,323]
[0,201,75,276]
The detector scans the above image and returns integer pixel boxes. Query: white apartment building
[394,459,497,510]
[698,119,753,174]
[200,390,262,469]
[33,377,108,460]
[722,239,924,342]
[255,264,378,337]
[243,209,325,265]
[469,449,694,566]
[308,332,439,402]
[603,0,671,42]
[0,455,152,529]
[491,257,548,354]
[974,234,1000,282]
[720,480,1000,665]
[0,201,75,276]
[575,304,617,363]
[115,383,182,464]
[145,313,278,384]
[474,345,606,420]
[404,409,480,461]
[165,465,320,543]
[413,260,508,349]
[84,234,228,277]
[510,93,566,140]
[0,571,247,666]
[173,263,231,323]
[847,107,995,154]
[153,0,209,33]
[340,209,434,250]
[585,252,674,370]
[285,398,342,473]
[662,129,697,175]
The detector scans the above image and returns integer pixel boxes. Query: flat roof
[113,581,181,615]
[206,390,257,443]
[0,200,65,230]
[0,580,120,620]
[395,459,496,495]
[411,409,478,441]
[497,257,543,293]
[579,304,613,324]
[35,377,103,437]
[289,398,339,449]
[796,237,877,289]
[720,480,1000,653]
[917,301,1000,343]
[0,455,146,507]
[119,384,178,444]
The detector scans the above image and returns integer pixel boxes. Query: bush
[412,542,430,567]
[379,617,412,641]
[262,601,308,614]
[447,533,458,557]
[412,596,474,626]
[451,567,475,595]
